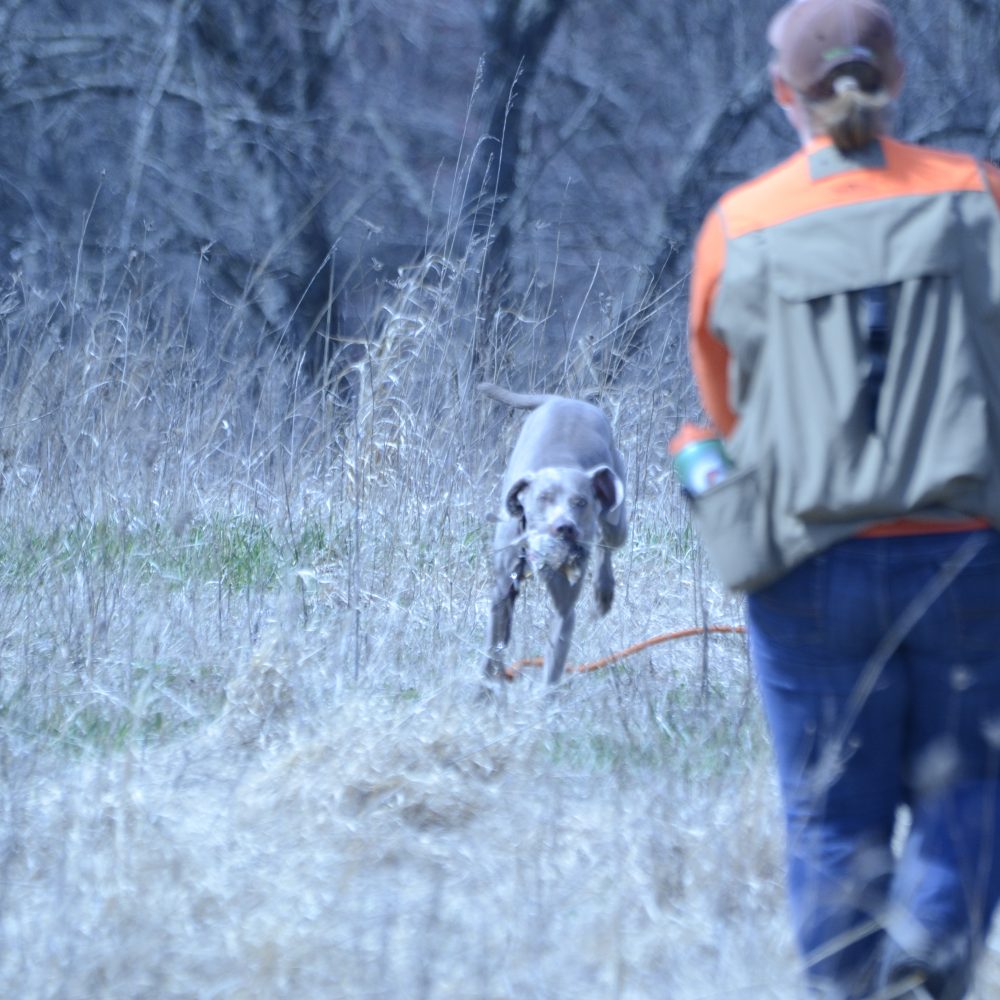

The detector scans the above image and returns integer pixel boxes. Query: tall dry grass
[0,259,996,1000]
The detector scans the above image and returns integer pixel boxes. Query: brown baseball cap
[768,0,902,95]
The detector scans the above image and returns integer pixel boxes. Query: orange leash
[503,624,748,680]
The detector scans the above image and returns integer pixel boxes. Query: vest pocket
[687,459,785,592]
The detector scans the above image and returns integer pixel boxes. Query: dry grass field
[0,267,998,999]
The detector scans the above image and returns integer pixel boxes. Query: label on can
[669,424,733,496]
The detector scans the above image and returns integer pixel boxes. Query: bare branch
[119,0,193,251]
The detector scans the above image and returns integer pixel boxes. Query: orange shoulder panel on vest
[719,137,989,239]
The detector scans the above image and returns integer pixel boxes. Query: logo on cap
[822,44,876,67]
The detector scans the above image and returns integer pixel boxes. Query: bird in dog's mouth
[524,530,588,584]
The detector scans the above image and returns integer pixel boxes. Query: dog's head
[505,465,625,576]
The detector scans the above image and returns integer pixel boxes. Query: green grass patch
[0,513,341,592]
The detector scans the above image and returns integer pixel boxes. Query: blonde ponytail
[806,74,892,152]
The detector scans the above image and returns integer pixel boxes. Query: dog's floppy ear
[505,474,534,518]
[588,465,624,513]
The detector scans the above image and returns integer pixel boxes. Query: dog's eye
[570,495,589,509]
[538,490,555,505]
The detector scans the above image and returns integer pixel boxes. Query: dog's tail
[477,382,555,410]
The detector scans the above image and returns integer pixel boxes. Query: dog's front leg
[545,607,575,685]
[593,545,615,616]
[484,586,515,680]
[483,518,522,681]
[542,571,584,684]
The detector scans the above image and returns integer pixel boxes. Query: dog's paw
[594,560,615,615]
[475,679,506,706]
[594,583,614,616]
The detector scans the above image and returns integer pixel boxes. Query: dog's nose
[554,519,579,542]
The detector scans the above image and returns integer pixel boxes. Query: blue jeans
[747,530,1000,999]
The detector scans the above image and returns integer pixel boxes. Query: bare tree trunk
[600,72,772,386]
[470,0,570,376]
[120,0,192,253]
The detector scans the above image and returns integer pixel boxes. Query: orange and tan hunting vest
[685,135,1000,590]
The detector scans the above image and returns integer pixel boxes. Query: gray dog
[480,383,628,685]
